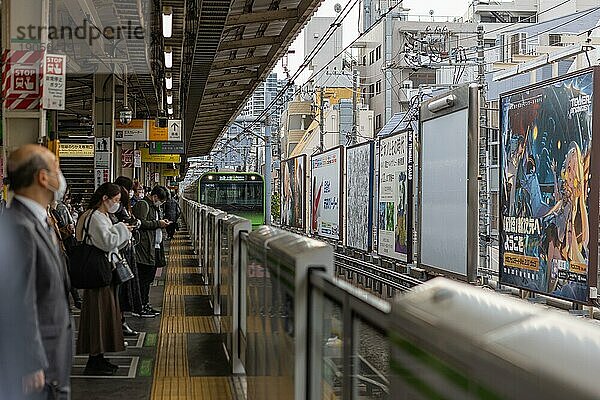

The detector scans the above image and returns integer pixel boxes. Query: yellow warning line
[150,229,234,400]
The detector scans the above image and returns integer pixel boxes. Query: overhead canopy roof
[183,0,321,156]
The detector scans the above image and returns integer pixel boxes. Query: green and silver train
[185,172,265,227]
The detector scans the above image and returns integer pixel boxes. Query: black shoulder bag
[69,210,112,289]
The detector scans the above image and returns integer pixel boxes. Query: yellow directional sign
[149,122,168,141]
[140,148,181,163]
[59,143,95,158]
[163,169,180,177]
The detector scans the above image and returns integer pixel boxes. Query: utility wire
[229,0,409,141]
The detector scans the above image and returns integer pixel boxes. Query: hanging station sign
[59,143,94,158]
[115,119,147,142]
[140,147,181,163]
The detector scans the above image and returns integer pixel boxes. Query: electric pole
[477,24,489,279]
[319,86,325,151]
[351,66,358,145]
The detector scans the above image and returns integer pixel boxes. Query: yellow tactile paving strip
[151,230,234,400]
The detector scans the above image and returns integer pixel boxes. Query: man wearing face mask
[132,185,170,317]
[2,144,72,399]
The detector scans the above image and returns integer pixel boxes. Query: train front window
[200,181,263,211]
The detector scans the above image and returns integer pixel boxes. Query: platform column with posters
[499,68,600,304]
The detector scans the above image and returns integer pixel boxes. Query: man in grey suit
[1,144,72,399]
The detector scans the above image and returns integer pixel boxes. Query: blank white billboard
[421,109,468,276]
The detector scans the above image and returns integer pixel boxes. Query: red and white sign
[43,54,66,110]
[122,149,134,168]
[1,50,43,110]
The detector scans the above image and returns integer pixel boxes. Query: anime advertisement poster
[311,147,343,240]
[345,142,374,251]
[281,155,306,229]
[500,71,596,303]
[378,131,413,262]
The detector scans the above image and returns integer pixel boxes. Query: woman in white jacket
[75,183,133,376]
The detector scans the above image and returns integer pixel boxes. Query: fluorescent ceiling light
[167,92,173,105]
[165,73,173,90]
[164,47,172,69]
[162,6,173,38]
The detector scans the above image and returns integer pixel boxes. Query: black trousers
[137,260,157,306]
[166,222,178,238]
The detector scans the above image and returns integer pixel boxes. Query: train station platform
[70,199,600,400]
[71,227,241,400]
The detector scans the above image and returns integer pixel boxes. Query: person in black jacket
[132,186,170,317]
[163,191,181,240]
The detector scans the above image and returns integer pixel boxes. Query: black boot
[100,355,119,372]
[84,355,115,376]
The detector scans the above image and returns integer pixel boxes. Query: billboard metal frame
[310,145,345,242]
[499,66,600,305]
[377,130,414,264]
[418,83,480,282]
[344,141,375,252]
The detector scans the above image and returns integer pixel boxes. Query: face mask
[154,201,164,208]
[48,171,67,202]
[108,200,121,214]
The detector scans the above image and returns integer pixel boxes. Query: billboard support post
[477,24,489,282]
[468,83,481,284]
[265,120,272,225]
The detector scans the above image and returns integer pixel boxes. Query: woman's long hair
[87,182,121,210]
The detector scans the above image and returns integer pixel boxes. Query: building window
[375,80,381,95]
[375,45,381,61]
[549,34,562,47]
[490,192,499,232]
[369,50,375,65]
[375,114,382,130]
[369,83,375,98]
[362,55,367,66]
[510,32,527,57]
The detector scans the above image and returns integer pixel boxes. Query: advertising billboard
[421,109,469,277]
[378,131,413,262]
[345,142,374,251]
[500,69,600,303]
[310,147,343,240]
[281,155,306,229]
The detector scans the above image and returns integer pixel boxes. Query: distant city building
[212,73,296,171]
[304,16,351,88]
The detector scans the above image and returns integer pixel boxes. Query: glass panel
[246,244,268,400]
[318,296,343,400]
[353,318,390,399]
[200,182,264,212]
